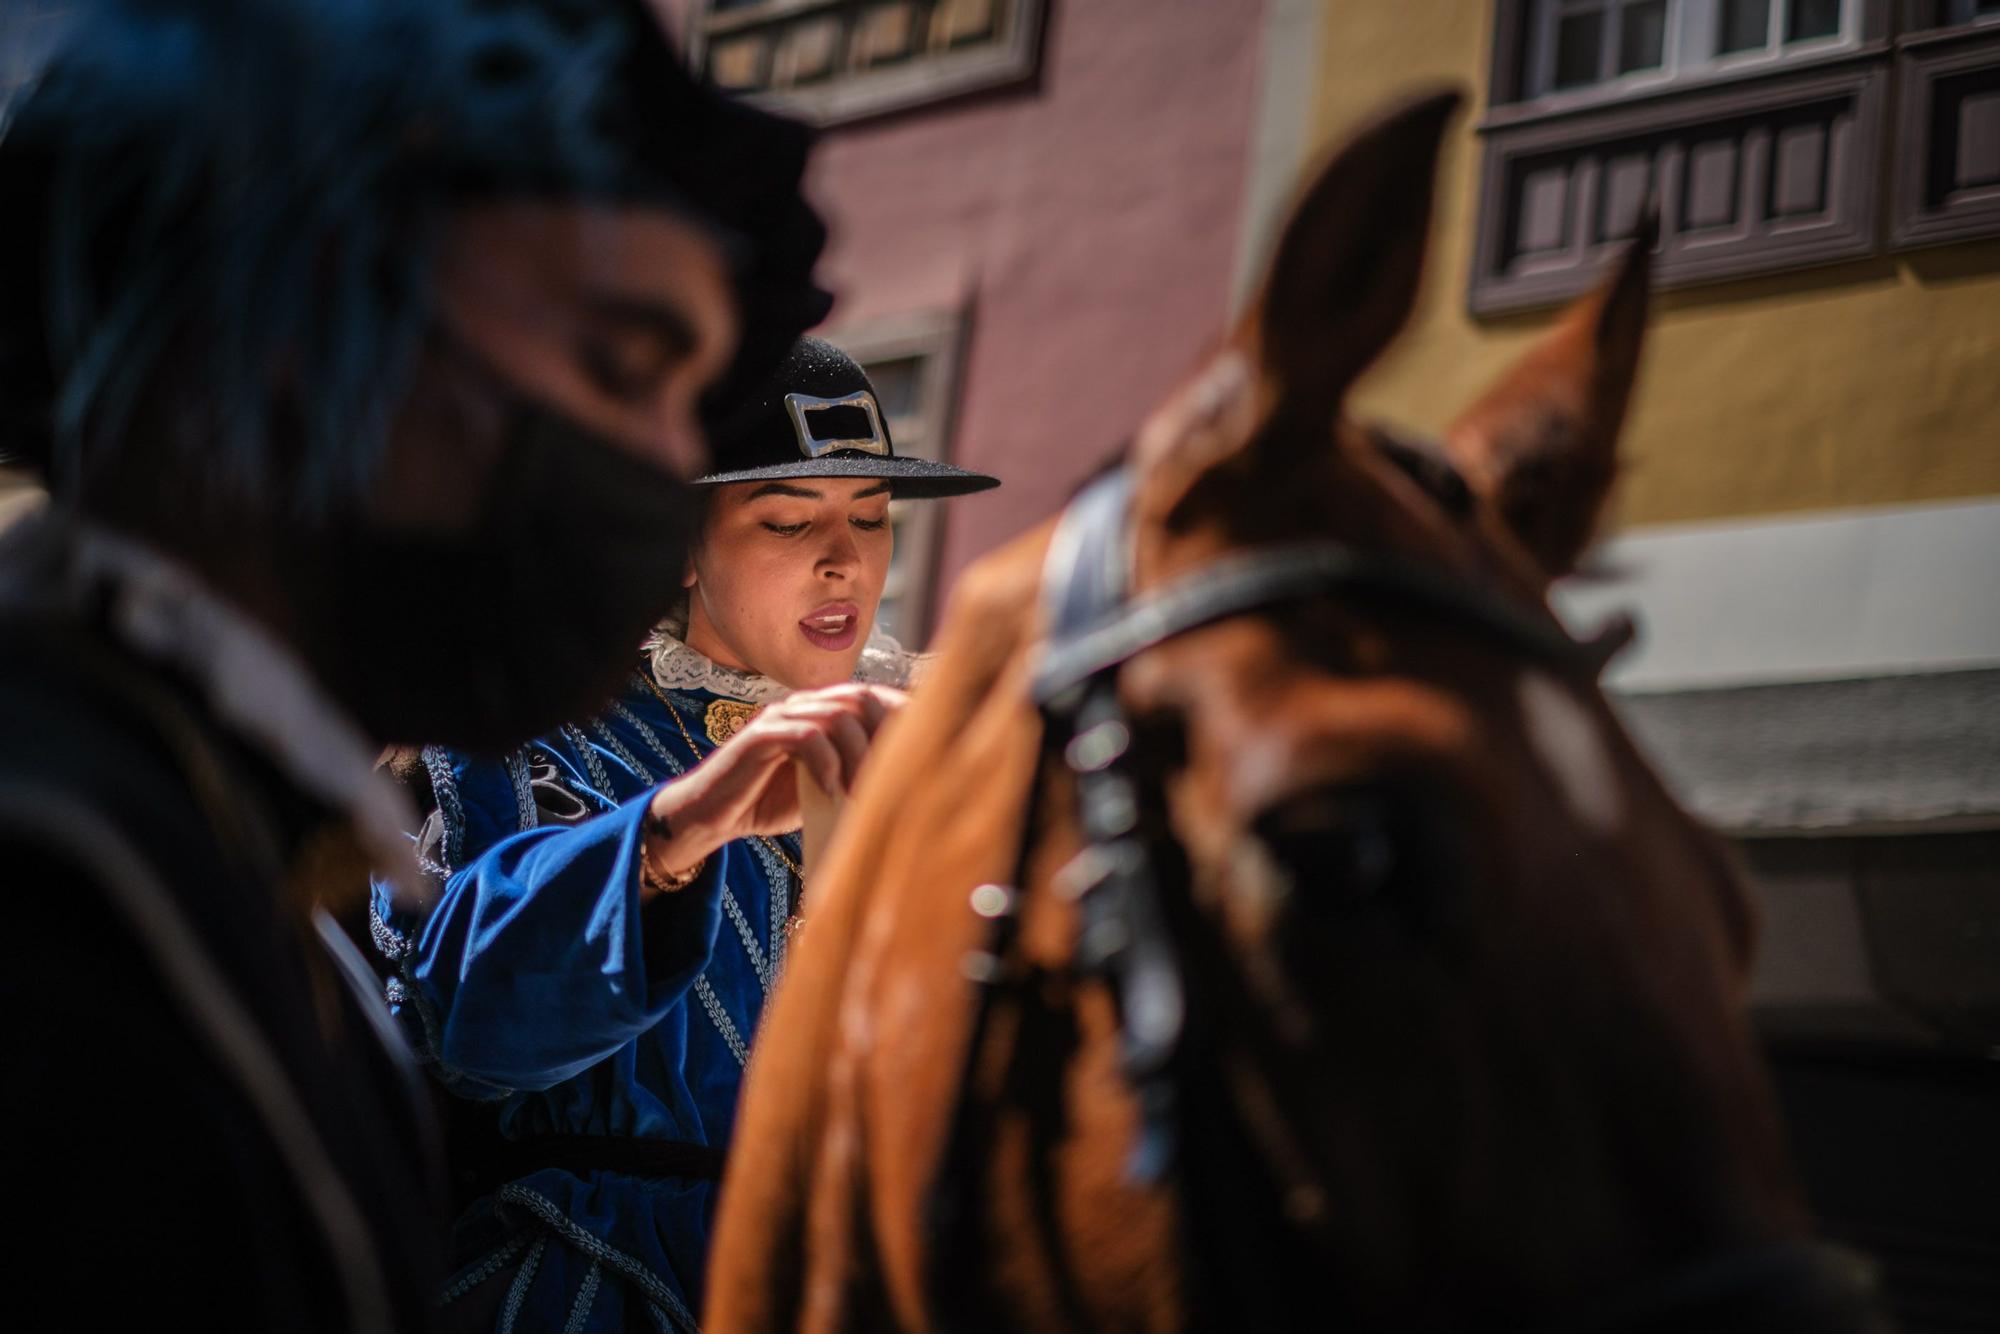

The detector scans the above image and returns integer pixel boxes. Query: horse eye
[1126,708,1187,774]
[1252,789,1399,909]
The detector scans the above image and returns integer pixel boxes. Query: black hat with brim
[696,337,998,499]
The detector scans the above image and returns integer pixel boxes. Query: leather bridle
[923,465,1886,1331]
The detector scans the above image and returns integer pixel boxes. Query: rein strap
[1036,528,1615,707]
[1019,464,1631,1192]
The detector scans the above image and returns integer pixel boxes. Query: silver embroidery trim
[494,1184,701,1334]
[694,973,750,1068]
[506,749,538,833]
[721,885,772,993]
[749,834,796,980]
[368,895,410,961]
[560,724,617,803]
[440,1230,532,1306]
[422,743,466,871]
[590,718,656,788]
[561,1258,603,1334]
[611,695,688,777]
[498,1235,547,1334]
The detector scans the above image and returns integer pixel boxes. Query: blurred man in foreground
[0,1,827,1329]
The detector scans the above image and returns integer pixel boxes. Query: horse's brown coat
[709,89,1810,1332]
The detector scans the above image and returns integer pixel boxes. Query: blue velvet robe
[371,674,797,1332]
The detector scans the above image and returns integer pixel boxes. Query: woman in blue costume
[373,338,999,1331]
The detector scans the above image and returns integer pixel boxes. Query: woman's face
[684,477,894,689]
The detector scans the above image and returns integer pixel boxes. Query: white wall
[1556,498,2000,694]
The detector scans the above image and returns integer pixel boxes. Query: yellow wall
[1308,0,2000,530]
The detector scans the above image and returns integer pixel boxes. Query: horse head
[709,89,1886,1334]
[1085,88,1821,1328]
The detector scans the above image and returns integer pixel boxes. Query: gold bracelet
[640,807,705,895]
[642,855,706,896]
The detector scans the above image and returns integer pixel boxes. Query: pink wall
[806,0,1268,616]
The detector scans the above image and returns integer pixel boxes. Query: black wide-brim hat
[696,337,999,499]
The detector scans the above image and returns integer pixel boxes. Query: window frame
[1524,2,1672,101]
[820,310,968,648]
[1516,0,1870,108]
[1472,0,1907,315]
[682,0,1047,128]
[1890,18,2000,248]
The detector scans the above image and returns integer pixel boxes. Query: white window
[1525,0,1861,101]
[1476,0,2000,312]
[824,313,966,647]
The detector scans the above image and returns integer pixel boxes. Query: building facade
[1279,0,1999,1004]
[1287,3,2000,1324]
[662,0,1275,642]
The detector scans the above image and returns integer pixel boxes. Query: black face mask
[299,350,700,756]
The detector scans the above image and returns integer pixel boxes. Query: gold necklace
[637,669,806,886]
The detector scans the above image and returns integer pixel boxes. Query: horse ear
[1444,220,1654,587]
[1253,88,1461,431]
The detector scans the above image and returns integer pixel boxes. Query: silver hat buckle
[784,390,891,459]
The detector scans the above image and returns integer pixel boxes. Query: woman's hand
[640,683,905,893]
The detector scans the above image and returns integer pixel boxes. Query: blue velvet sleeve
[409,798,725,1091]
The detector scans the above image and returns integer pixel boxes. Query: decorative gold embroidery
[704,698,760,748]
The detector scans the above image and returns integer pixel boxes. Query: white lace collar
[643,606,921,703]
[63,521,425,907]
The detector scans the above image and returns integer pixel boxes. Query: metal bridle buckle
[784,390,890,459]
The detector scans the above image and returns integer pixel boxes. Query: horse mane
[711,521,1057,1328]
